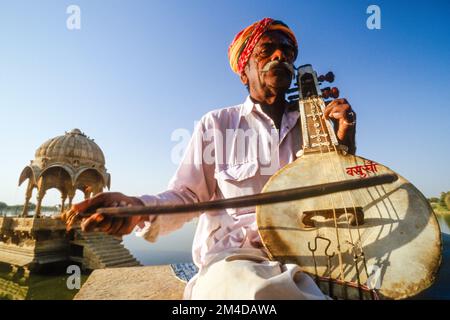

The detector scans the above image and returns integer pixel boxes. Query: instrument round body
[256,152,442,299]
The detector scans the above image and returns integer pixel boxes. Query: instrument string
[304,98,345,280]
[322,98,370,277]
[296,100,321,242]
[313,99,357,245]
[313,98,369,281]
[298,99,337,277]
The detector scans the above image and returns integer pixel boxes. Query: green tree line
[429,191,450,212]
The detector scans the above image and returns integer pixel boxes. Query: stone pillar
[23,267,30,278]
[35,188,46,218]
[21,180,34,218]
[60,193,67,214]
[7,265,19,280]
[68,188,76,209]
[19,267,30,285]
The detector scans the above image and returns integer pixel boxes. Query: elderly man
[69,18,356,299]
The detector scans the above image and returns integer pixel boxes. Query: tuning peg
[321,87,331,99]
[318,71,335,83]
[321,86,339,99]
[330,87,339,98]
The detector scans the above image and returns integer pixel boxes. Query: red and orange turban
[228,18,298,75]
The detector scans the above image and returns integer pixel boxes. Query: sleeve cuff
[134,195,160,243]
[135,218,160,243]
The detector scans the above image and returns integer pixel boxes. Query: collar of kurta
[241,96,299,118]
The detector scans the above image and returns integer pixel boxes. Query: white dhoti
[185,248,330,300]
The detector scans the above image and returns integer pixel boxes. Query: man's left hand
[323,98,356,141]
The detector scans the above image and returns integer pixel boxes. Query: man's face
[241,30,297,101]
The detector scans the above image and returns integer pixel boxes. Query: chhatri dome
[18,129,111,217]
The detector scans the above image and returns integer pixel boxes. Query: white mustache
[261,61,295,77]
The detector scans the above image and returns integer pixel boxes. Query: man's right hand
[64,192,147,236]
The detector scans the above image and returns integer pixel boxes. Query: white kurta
[135,96,328,299]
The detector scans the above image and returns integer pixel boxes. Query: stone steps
[90,245,129,255]
[72,230,141,269]
[90,244,129,253]
[101,259,139,268]
[84,239,122,246]
[94,251,136,262]
[102,259,140,268]
[90,245,128,254]
[86,241,122,246]
[102,257,139,265]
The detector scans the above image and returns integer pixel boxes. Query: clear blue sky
[1,0,449,207]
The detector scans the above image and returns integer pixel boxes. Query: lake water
[413,214,450,299]
[0,216,449,300]
[438,214,450,234]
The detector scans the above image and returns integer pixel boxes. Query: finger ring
[345,111,356,125]
[347,111,355,119]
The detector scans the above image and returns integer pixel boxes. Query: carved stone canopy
[18,129,111,217]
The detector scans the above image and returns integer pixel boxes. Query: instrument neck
[298,97,340,155]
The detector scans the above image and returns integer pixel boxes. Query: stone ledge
[0,217,68,232]
[74,265,186,300]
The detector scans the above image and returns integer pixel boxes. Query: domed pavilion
[18,129,111,217]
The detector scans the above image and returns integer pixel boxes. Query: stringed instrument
[63,65,442,300]
[256,64,442,299]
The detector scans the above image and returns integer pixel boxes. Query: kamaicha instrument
[67,65,442,300]
[255,65,441,300]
